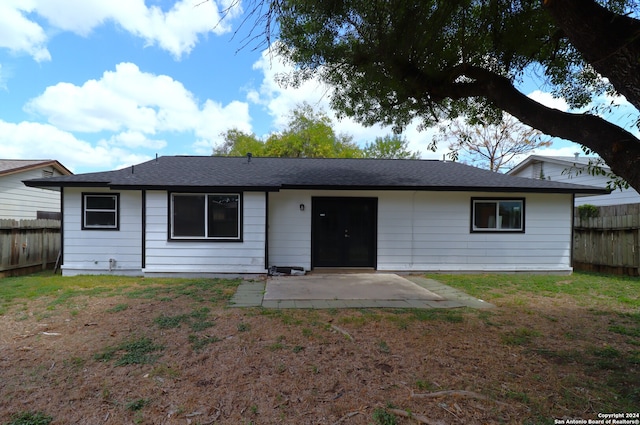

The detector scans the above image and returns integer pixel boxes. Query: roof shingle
[23,155,609,194]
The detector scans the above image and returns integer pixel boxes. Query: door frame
[310,196,378,269]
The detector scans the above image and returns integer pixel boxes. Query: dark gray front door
[312,197,377,268]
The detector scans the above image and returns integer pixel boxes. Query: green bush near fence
[577,204,599,220]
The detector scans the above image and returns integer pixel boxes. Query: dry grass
[0,272,638,424]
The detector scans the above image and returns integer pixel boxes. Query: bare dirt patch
[0,280,638,424]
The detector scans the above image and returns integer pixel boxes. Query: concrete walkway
[229,273,494,309]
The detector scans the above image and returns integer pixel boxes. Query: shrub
[577,204,599,220]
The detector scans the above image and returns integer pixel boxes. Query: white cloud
[10,62,254,168]
[2,0,242,61]
[192,99,252,154]
[250,48,441,157]
[0,1,50,61]
[33,0,119,37]
[0,120,130,172]
[26,78,156,133]
[528,88,637,131]
[251,49,332,130]
[25,62,251,143]
[528,88,640,137]
[527,90,570,111]
[106,131,167,150]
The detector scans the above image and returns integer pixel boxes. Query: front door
[312,197,377,268]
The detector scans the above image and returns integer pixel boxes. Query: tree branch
[450,66,640,188]
[543,0,640,110]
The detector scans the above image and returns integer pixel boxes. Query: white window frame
[471,198,525,233]
[170,193,242,241]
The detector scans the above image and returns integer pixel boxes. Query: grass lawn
[432,272,640,311]
[0,271,638,425]
[0,273,239,316]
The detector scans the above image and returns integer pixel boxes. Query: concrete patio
[229,273,494,309]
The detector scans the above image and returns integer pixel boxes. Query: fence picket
[574,203,640,275]
[0,219,61,277]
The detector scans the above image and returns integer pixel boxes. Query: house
[1,159,72,220]
[23,155,608,276]
[507,154,640,206]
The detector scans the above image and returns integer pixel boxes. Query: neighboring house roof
[0,159,72,177]
[24,155,609,194]
[507,155,603,176]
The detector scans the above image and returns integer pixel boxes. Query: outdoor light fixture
[299,203,305,211]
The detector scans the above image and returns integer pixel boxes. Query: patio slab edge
[229,276,495,309]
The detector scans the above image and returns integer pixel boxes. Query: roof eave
[108,184,281,192]
[280,184,610,194]
[23,180,110,188]
[508,155,609,175]
[3,160,73,178]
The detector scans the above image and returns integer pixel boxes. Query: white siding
[143,191,266,275]
[61,187,573,275]
[0,167,64,219]
[511,161,640,206]
[62,188,143,276]
[269,190,574,273]
[268,191,312,269]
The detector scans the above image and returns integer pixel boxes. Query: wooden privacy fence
[573,203,640,276]
[0,219,61,277]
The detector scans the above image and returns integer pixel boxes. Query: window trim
[168,192,243,242]
[82,193,120,230]
[470,197,525,233]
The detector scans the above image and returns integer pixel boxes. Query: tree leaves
[242,0,640,192]
[214,103,419,158]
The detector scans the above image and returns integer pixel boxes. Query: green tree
[244,0,640,191]
[213,129,264,156]
[435,115,552,172]
[214,103,363,158]
[265,103,362,157]
[362,134,420,159]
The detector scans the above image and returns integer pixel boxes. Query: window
[82,193,119,230]
[170,193,241,240]
[471,198,524,232]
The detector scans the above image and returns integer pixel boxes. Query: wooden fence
[2,210,639,276]
[573,203,640,276]
[0,219,61,277]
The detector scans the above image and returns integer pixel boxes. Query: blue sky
[1,1,635,174]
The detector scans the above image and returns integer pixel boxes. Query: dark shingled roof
[23,155,609,194]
